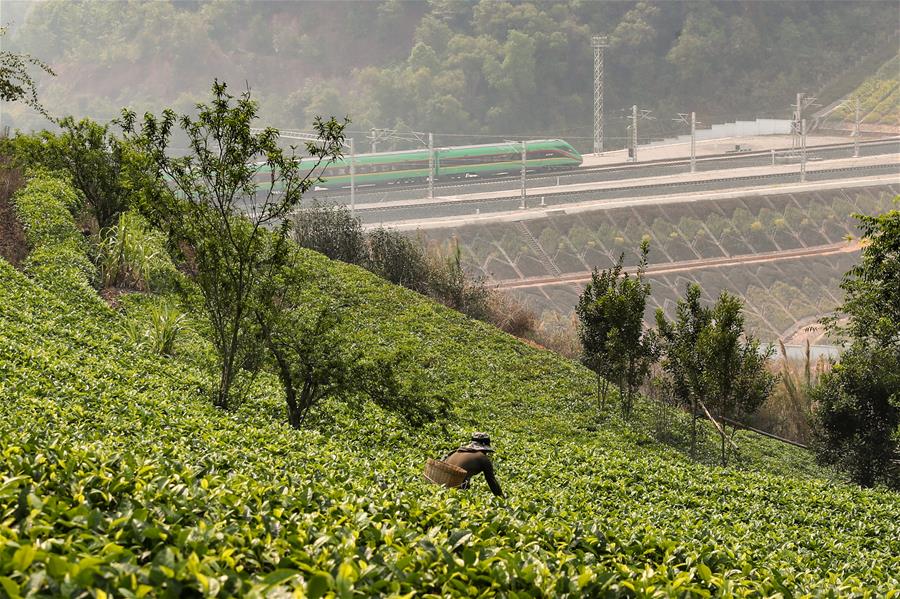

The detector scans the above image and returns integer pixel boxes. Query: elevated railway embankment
[412,182,895,343]
[365,158,898,231]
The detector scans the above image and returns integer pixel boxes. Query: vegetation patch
[1,176,898,595]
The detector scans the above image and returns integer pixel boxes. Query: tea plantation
[1,176,898,597]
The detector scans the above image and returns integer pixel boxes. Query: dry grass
[750,340,833,445]
[529,311,581,359]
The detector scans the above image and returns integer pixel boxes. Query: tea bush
[1,183,898,596]
[11,171,97,300]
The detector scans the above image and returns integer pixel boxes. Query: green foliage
[366,226,432,294]
[0,27,54,117]
[6,3,897,140]
[256,260,446,429]
[4,117,131,229]
[96,210,177,291]
[121,80,345,409]
[833,54,899,127]
[656,284,775,465]
[425,239,491,322]
[577,240,656,417]
[2,230,899,595]
[124,298,187,357]
[292,202,368,266]
[11,171,97,298]
[696,292,776,466]
[814,205,900,488]
[833,207,900,347]
[812,344,899,489]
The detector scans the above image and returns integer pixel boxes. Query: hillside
[830,53,900,129]
[4,1,897,146]
[0,174,898,596]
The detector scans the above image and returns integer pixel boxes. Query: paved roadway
[495,241,862,289]
[353,154,899,227]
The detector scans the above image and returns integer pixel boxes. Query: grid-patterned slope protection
[510,253,858,342]
[431,185,896,283]
[423,185,896,342]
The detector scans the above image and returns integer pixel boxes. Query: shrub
[366,227,431,294]
[484,291,537,338]
[425,239,491,322]
[4,117,131,229]
[292,202,367,265]
[11,171,97,295]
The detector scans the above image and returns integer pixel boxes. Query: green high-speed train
[283,139,582,190]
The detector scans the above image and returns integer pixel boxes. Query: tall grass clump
[124,299,187,356]
[96,210,175,291]
[750,340,832,444]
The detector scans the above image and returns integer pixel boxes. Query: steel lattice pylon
[592,35,609,155]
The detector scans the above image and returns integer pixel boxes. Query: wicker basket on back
[424,459,467,488]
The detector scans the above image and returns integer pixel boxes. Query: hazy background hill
[2,0,896,147]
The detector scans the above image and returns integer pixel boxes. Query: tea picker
[424,432,504,497]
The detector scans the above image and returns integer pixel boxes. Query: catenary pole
[690,111,696,173]
[631,105,638,162]
[800,119,807,183]
[428,132,435,200]
[349,137,355,216]
[520,140,527,208]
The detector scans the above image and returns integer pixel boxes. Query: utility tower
[591,35,609,155]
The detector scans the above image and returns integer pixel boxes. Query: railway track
[307,137,899,204]
[352,160,899,224]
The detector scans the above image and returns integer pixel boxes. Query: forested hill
[5,0,897,145]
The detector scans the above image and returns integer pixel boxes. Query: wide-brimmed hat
[463,432,494,452]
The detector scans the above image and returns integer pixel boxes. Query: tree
[831,209,900,347]
[656,283,711,457]
[5,117,130,229]
[576,240,656,417]
[698,292,775,466]
[0,27,55,117]
[121,80,345,408]
[255,260,445,429]
[812,345,899,488]
[813,207,900,488]
[657,284,774,464]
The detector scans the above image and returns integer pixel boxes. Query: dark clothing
[444,448,503,497]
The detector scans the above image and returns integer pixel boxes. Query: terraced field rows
[2,173,898,596]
